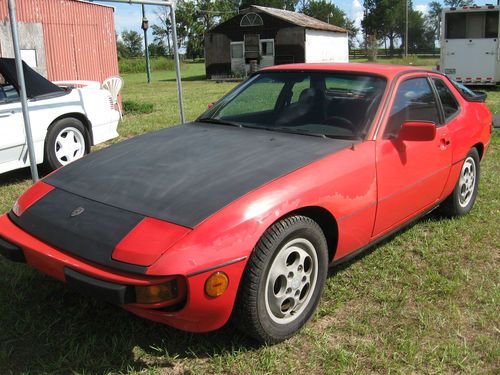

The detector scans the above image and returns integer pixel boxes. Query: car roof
[261,63,433,80]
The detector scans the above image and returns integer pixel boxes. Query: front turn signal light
[12,199,21,217]
[205,271,229,297]
[135,279,179,304]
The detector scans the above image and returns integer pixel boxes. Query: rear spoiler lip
[462,91,487,102]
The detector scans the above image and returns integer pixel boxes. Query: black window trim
[429,76,462,124]
[382,74,442,139]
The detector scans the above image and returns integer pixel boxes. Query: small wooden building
[205,5,348,78]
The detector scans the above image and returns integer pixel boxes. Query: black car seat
[277,88,325,126]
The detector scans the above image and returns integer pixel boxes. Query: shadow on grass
[0,263,259,374]
[0,166,50,187]
[0,208,449,374]
[159,74,207,82]
[327,209,445,278]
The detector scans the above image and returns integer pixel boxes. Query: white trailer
[440,5,500,85]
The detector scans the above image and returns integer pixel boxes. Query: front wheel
[45,118,89,171]
[440,148,480,217]
[234,215,328,343]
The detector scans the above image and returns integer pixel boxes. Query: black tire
[234,215,328,343]
[44,118,89,171]
[440,148,480,217]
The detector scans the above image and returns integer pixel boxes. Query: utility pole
[405,0,409,58]
[141,4,151,83]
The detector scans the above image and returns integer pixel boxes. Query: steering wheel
[325,115,355,132]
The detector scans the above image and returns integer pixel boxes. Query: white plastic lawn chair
[102,76,123,119]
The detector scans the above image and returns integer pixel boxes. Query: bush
[123,99,154,114]
[119,57,183,74]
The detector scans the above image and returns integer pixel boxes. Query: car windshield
[199,71,387,139]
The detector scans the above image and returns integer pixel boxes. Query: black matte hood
[44,123,354,228]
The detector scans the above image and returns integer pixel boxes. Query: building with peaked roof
[0,0,118,83]
[205,5,349,78]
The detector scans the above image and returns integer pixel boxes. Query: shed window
[231,43,244,59]
[240,12,263,27]
[261,40,274,56]
[20,49,37,68]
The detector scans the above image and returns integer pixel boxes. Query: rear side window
[385,77,440,138]
[432,78,460,121]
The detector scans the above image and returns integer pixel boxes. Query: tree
[239,0,298,11]
[121,30,143,58]
[426,1,442,47]
[151,8,172,55]
[363,0,434,56]
[154,1,238,59]
[405,8,435,52]
[300,0,359,48]
[116,33,128,59]
[444,0,472,7]
[148,41,167,57]
[363,0,401,56]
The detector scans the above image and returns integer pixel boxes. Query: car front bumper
[0,214,247,332]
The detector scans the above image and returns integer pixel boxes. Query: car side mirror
[398,121,436,141]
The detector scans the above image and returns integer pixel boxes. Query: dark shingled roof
[246,5,348,33]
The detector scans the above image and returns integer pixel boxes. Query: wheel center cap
[291,277,301,289]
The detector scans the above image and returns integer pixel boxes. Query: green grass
[119,57,181,74]
[352,56,438,69]
[122,99,154,115]
[0,63,498,374]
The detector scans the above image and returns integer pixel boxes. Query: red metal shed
[0,0,119,83]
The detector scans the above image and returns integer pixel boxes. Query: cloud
[415,4,429,15]
[351,0,364,29]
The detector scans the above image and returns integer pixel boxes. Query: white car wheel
[55,127,86,165]
[45,118,89,171]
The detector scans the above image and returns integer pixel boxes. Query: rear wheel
[234,215,328,343]
[440,148,480,217]
[45,118,89,171]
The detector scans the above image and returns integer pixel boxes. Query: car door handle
[440,138,451,150]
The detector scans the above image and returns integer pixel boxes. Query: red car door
[373,74,453,236]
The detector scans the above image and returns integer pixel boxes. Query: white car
[0,58,120,174]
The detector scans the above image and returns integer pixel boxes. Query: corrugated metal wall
[0,0,119,82]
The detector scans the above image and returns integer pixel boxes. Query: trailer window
[446,13,466,38]
[485,11,499,38]
[432,78,460,121]
[445,11,499,39]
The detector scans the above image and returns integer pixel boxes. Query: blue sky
[97,1,489,43]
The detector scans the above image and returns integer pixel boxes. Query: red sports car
[0,64,492,343]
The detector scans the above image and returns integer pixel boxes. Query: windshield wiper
[198,118,242,128]
[271,127,330,138]
[274,127,360,140]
